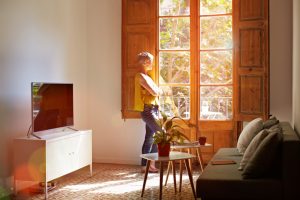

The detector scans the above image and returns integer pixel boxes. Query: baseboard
[93,156,140,165]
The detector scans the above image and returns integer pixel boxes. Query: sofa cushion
[239,129,269,170]
[196,148,282,200]
[263,116,279,129]
[242,130,283,179]
[237,118,263,154]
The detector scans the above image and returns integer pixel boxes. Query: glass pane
[159,86,190,118]
[160,18,190,50]
[200,51,232,84]
[200,0,232,15]
[159,0,190,16]
[200,86,232,120]
[200,16,232,49]
[159,52,190,84]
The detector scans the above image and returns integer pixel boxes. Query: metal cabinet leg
[90,163,93,177]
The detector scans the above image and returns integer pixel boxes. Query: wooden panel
[127,0,151,25]
[239,75,263,114]
[125,71,136,111]
[233,0,269,121]
[240,28,263,68]
[127,32,151,67]
[240,0,264,20]
[198,121,234,131]
[122,0,157,118]
[213,131,233,152]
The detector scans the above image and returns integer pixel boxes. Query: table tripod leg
[179,160,183,192]
[184,159,196,199]
[159,161,164,200]
[187,149,193,173]
[171,161,177,194]
[141,160,150,197]
[196,148,204,172]
[164,161,171,186]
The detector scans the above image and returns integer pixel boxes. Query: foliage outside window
[158,0,233,120]
[159,0,191,119]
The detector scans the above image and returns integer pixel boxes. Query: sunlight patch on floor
[59,174,191,195]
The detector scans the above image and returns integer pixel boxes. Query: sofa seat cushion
[197,148,282,200]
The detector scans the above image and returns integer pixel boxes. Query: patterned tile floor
[15,163,201,200]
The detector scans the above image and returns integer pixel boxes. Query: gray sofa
[196,122,300,200]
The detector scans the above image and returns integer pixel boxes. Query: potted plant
[153,112,190,157]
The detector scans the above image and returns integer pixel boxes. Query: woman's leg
[141,105,161,166]
[141,125,154,166]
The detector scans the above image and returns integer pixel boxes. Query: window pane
[200,86,232,120]
[200,16,232,49]
[200,51,232,84]
[159,52,190,84]
[160,18,190,50]
[200,0,232,15]
[159,86,190,118]
[159,0,190,16]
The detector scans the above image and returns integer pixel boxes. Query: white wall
[0,0,88,195]
[87,0,145,165]
[293,0,300,133]
[0,0,295,196]
[270,0,293,123]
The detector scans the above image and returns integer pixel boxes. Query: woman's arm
[138,73,162,96]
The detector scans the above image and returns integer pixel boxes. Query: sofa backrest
[280,122,300,200]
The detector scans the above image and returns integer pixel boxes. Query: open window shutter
[234,0,269,121]
[122,0,157,118]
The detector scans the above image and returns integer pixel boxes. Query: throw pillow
[242,129,283,179]
[238,129,269,170]
[268,124,282,132]
[263,116,279,129]
[237,118,263,154]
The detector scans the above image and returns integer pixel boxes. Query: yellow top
[134,73,157,112]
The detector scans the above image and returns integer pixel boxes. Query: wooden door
[234,0,269,122]
[122,0,157,118]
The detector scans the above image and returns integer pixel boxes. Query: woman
[134,52,162,173]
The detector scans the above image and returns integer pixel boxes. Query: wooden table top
[171,142,212,149]
[140,151,195,161]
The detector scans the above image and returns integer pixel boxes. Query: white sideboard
[13,130,92,199]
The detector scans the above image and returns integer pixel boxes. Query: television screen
[32,83,74,132]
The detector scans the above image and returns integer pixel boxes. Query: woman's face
[142,58,153,71]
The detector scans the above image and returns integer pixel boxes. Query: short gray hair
[137,52,154,63]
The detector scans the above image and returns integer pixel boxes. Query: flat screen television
[32,82,74,133]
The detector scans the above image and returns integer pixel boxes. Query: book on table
[211,160,236,165]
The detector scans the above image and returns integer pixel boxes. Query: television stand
[64,126,78,131]
[14,130,92,199]
[30,132,42,139]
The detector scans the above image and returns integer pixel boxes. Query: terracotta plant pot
[157,143,170,157]
[198,136,207,145]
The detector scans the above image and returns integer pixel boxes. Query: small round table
[140,151,196,200]
[165,142,212,192]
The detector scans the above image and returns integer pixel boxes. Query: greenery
[153,112,190,145]
[158,0,233,120]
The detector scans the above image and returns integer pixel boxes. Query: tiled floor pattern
[16,163,201,200]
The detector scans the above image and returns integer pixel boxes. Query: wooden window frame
[122,0,269,148]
